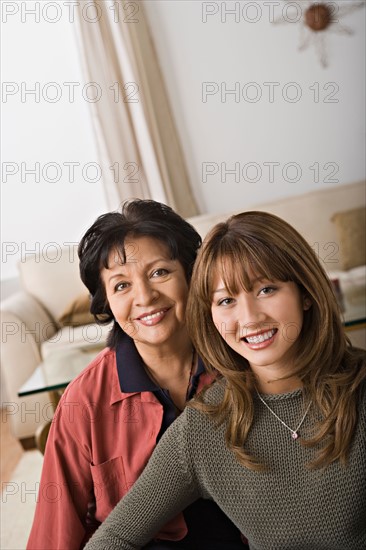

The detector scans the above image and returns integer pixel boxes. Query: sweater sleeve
[84,410,202,550]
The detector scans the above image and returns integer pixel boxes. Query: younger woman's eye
[258,286,277,296]
[217,297,234,306]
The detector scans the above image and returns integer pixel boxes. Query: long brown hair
[187,211,365,470]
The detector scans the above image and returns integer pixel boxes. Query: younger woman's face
[211,266,310,381]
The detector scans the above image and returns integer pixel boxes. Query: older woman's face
[101,236,189,351]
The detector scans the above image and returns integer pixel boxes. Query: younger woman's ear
[303,296,312,311]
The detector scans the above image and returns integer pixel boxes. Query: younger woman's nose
[238,296,267,333]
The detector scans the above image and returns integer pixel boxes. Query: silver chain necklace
[255,389,312,440]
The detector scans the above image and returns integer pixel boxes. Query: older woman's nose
[134,279,159,306]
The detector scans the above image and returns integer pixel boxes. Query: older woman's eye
[115,282,129,292]
[152,268,169,278]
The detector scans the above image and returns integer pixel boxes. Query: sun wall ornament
[273,1,365,68]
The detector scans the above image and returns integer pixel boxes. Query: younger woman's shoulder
[184,379,227,426]
[201,378,227,403]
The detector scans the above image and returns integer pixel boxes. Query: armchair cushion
[331,207,366,270]
[18,246,87,321]
[58,293,94,327]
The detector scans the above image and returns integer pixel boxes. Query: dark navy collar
[115,332,205,394]
[116,333,158,393]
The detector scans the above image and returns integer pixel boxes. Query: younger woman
[85,211,366,550]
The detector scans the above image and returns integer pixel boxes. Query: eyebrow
[104,257,174,284]
[212,276,265,294]
[106,273,127,285]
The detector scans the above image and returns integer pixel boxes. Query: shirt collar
[116,332,159,393]
[115,332,205,395]
[188,355,205,399]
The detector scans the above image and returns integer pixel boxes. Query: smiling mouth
[137,308,170,322]
[243,329,277,344]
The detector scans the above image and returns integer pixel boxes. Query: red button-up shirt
[27,344,214,550]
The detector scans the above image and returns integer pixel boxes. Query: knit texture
[85,380,366,550]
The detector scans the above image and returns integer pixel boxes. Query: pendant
[291,432,299,440]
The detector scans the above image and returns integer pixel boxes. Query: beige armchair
[1,246,110,446]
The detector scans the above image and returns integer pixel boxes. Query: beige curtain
[74,0,198,217]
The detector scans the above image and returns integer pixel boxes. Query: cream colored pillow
[58,293,95,327]
[331,207,366,270]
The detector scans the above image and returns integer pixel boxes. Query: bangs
[98,228,178,271]
[99,233,130,271]
[202,233,292,302]
[101,241,129,270]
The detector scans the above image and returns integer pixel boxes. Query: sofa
[1,181,365,444]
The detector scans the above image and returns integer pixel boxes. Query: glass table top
[18,347,104,397]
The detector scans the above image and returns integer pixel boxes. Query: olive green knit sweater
[85,380,366,550]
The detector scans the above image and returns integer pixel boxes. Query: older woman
[84,211,365,550]
[27,200,245,549]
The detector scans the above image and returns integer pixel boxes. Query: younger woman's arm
[84,411,202,550]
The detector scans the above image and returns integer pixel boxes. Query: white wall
[143,0,366,213]
[1,2,108,281]
[1,1,365,281]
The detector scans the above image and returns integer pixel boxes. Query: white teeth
[140,310,165,322]
[245,329,276,344]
